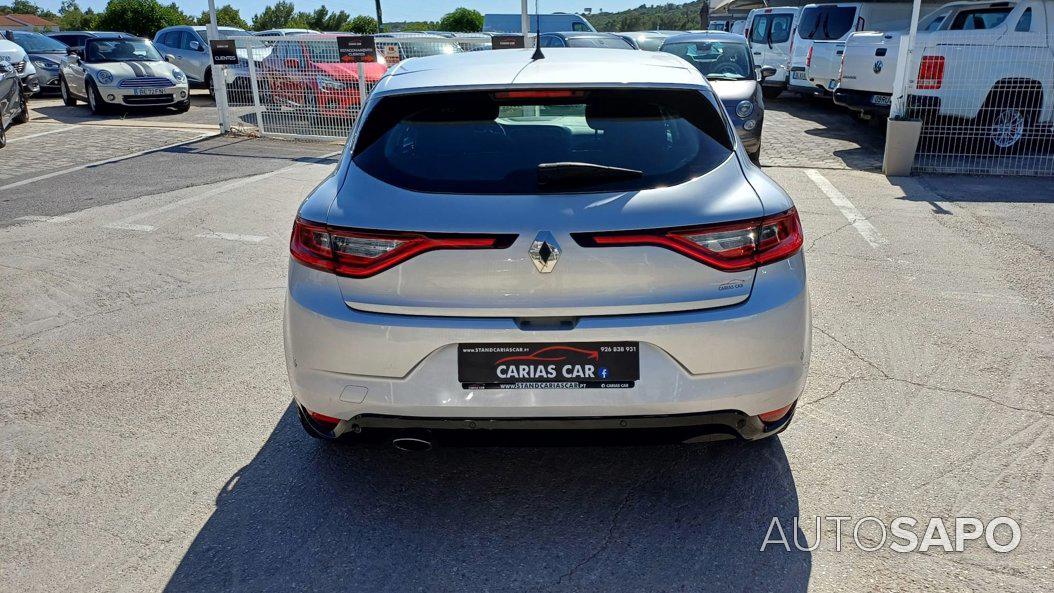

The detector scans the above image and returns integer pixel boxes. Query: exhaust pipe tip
[392,437,433,452]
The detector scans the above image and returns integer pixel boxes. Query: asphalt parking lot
[1,92,1051,592]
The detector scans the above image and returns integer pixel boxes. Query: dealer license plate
[458,342,639,389]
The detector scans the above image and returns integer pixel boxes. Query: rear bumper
[284,253,811,422]
[312,405,799,445]
[833,88,891,115]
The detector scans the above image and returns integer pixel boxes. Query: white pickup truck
[835,0,1054,151]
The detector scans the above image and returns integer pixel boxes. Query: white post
[356,61,368,124]
[521,0,531,45]
[889,0,923,119]
[246,39,263,135]
[208,0,231,133]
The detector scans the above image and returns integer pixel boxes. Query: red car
[262,36,389,118]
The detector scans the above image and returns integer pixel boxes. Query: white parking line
[104,222,157,232]
[0,133,216,193]
[804,169,889,250]
[13,215,72,223]
[196,232,268,243]
[7,125,80,143]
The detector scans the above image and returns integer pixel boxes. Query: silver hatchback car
[284,48,810,448]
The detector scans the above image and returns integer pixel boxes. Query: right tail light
[917,55,945,90]
[572,208,804,273]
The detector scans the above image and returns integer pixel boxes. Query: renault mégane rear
[283,48,810,448]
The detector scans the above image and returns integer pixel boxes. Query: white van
[745,7,801,98]
[483,13,596,33]
[789,2,938,95]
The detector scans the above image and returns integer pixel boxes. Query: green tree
[197,4,247,28]
[58,0,98,29]
[250,0,294,31]
[437,7,482,32]
[341,15,378,34]
[96,0,181,37]
[0,0,43,15]
[159,2,191,25]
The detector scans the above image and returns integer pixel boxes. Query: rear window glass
[797,6,857,40]
[751,14,794,44]
[566,36,634,49]
[353,89,733,194]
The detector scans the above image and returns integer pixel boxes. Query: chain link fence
[219,35,470,140]
[903,3,1054,176]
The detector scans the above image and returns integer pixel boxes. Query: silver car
[284,48,810,448]
[59,37,189,114]
[153,25,256,94]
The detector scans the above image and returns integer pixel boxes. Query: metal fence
[901,8,1054,177]
[219,35,471,140]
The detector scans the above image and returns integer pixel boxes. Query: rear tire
[13,85,29,124]
[60,76,77,106]
[762,86,782,100]
[748,148,761,165]
[979,88,1040,153]
[205,67,215,99]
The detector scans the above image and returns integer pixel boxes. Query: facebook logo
[598,367,609,379]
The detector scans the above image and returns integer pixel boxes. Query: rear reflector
[759,404,794,423]
[572,208,803,272]
[291,218,515,278]
[917,56,944,90]
[309,411,341,427]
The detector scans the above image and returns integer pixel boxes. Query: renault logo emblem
[529,231,560,273]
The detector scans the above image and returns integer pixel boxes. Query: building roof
[0,13,59,28]
[374,47,707,95]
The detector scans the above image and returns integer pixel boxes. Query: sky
[34,0,697,23]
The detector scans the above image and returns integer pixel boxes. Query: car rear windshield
[566,36,635,49]
[352,89,734,194]
[797,6,857,40]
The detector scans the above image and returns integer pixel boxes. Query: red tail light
[290,218,515,278]
[493,90,587,100]
[572,208,803,272]
[806,46,813,67]
[917,55,944,90]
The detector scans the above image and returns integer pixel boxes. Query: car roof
[372,48,706,96]
[662,31,749,44]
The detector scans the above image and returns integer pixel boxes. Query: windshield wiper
[537,162,643,188]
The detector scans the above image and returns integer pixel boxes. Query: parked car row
[740,0,1054,152]
[0,58,30,148]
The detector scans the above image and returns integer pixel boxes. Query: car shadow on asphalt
[163,404,811,592]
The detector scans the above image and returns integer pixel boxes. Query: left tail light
[290,217,515,278]
[572,208,803,272]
